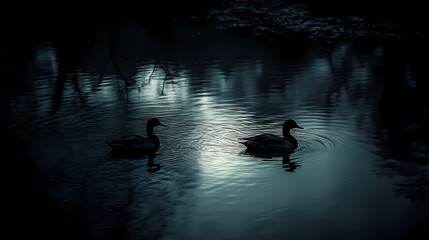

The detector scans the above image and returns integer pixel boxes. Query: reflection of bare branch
[52,64,87,112]
[71,68,86,104]
[158,60,168,74]
[92,73,104,92]
[148,57,160,83]
[112,55,125,83]
[109,26,125,84]
[108,26,136,91]
[160,73,169,95]
[51,63,66,113]
[153,57,181,79]
[144,57,181,95]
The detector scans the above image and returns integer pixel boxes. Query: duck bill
[296,125,304,129]
[160,123,167,127]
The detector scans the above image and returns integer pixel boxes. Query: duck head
[147,118,167,128]
[283,119,303,132]
[146,118,166,146]
[282,119,303,148]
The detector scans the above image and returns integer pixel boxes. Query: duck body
[241,120,303,153]
[108,134,158,153]
[107,118,165,157]
[242,134,295,151]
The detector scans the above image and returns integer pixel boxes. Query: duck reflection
[243,149,300,172]
[108,150,163,173]
[146,152,162,173]
[281,156,299,172]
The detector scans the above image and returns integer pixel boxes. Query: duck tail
[105,139,117,147]
[106,140,125,152]
[240,141,256,149]
[238,137,251,141]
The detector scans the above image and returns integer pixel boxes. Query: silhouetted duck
[241,119,303,152]
[107,118,166,156]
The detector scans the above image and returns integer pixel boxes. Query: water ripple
[4,28,423,239]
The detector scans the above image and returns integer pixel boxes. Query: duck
[241,119,303,152]
[107,118,166,156]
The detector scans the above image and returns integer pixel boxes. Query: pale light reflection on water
[5,23,428,239]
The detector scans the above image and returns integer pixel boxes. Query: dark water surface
[3,18,428,239]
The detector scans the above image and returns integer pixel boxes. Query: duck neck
[146,126,160,146]
[283,129,298,148]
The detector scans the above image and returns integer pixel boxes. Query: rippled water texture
[206,0,403,40]
[3,20,428,239]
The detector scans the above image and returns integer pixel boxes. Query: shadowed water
[3,20,428,239]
